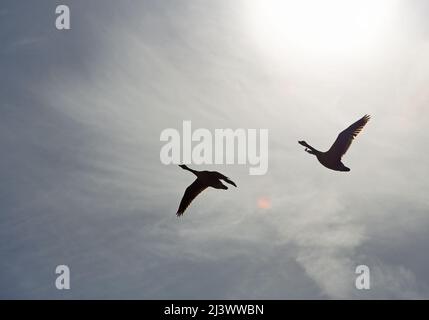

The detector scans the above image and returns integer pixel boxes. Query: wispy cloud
[1,0,429,299]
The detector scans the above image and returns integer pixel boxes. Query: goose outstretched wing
[328,115,370,159]
[212,172,237,187]
[177,179,208,216]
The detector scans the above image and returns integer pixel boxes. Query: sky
[1,0,429,299]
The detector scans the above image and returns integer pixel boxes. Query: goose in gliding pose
[298,115,370,172]
[176,165,237,216]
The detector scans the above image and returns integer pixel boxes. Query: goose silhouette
[176,165,237,216]
[299,115,370,172]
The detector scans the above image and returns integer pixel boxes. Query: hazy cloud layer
[1,0,429,298]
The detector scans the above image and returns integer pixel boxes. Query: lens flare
[257,197,272,210]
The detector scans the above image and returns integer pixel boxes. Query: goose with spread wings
[176,165,237,216]
[298,115,370,172]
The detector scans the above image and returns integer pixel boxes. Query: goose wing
[328,115,370,159]
[177,179,208,216]
[223,177,237,187]
[213,172,237,187]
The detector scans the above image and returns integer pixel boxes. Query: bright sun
[245,0,398,60]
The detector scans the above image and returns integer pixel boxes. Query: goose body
[176,165,237,216]
[299,115,370,172]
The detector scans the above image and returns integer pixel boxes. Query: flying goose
[176,165,237,216]
[298,115,370,172]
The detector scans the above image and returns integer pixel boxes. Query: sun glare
[245,0,398,60]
